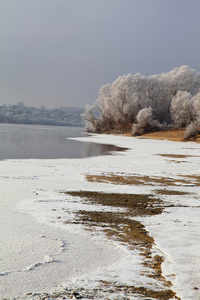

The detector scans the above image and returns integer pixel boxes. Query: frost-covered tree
[132,107,164,135]
[82,65,200,138]
[170,91,194,128]
[184,91,200,139]
[184,118,200,139]
[192,91,200,117]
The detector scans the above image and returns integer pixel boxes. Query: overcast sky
[1,0,200,109]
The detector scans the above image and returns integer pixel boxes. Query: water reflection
[0,124,127,159]
[83,142,127,158]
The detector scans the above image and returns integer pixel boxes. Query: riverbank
[140,129,200,143]
[1,134,200,299]
[122,128,200,143]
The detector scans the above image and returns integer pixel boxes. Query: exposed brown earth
[66,191,162,216]
[158,153,200,158]
[86,173,200,187]
[155,189,191,196]
[139,129,200,143]
[121,128,200,142]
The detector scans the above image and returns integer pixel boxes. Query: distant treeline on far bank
[0,103,84,127]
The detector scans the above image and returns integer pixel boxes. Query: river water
[0,123,124,159]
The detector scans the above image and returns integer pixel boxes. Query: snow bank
[0,134,200,299]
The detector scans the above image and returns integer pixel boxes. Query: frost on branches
[82,66,200,139]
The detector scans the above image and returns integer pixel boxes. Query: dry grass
[99,280,178,300]
[157,154,199,159]
[28,281,178,300]
[155,189,191,196]
[76,210,154,247]
[123,128,200,143]
[86,173,200,187]
[66,191,162,216]
[140,129,200,143]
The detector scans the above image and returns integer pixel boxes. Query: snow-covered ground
[0,134,200,299]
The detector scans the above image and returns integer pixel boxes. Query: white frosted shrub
[136,107,154,126]
[192,91,200,117]
[159,65,200,96]
[185,117,200,139]
[132,107,163,135]
[170,91,193,127]
[184,91,200,139]
[82,105,101,133]
[82,66,200,136]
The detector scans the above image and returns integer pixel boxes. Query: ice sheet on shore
[0,134,200,299]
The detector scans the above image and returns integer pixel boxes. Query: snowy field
[0,134,200,299]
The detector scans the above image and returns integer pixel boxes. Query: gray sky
[1,0,200,109]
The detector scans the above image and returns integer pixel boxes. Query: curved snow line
[0,254,56,277]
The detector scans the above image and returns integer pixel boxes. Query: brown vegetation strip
[86,173,200,187]
[66,191,162,216]
[157,154,200,159]
[155,189,191,196]
[100,281,179,300]
[76,210,154,247]
[27,282,179,300]
[183,175,200,182]
[139,129,200,143]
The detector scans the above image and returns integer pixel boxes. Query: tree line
[82,66,200,139]
[0,103,84,127]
